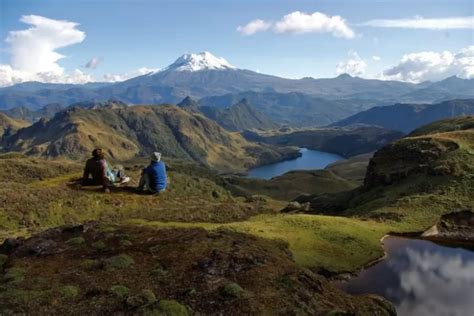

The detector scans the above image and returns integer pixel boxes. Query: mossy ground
[0,225,392,315]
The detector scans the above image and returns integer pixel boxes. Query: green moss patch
[103,254,134,270]
[223,283,247,298]
[126,289,157,307]
[92,240,107,251]
[157,299,189,316]
[0,254,8,267]
[60,285,79,300]
[65,237,85,246]
[3,267,26,284]
[109,285,129,299]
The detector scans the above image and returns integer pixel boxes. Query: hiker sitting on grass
[82,148,130,191]
[138,152,167,194]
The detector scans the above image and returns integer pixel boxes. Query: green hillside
[1,105,298,173]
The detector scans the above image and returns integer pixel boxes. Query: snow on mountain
[164,51,236,72]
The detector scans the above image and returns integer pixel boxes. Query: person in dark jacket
[82,148,131,192]
[82,148,110,189]
[138,152,167,193]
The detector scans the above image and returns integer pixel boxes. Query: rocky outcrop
[422,210,474,243]
[364,137,460,188]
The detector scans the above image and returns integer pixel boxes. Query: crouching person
[138,152,167,194]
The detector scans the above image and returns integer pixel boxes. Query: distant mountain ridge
[197,98,279,131]
[1,52,473,111]
[332,99,474,133]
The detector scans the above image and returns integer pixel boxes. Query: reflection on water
[336,237,474,316]
[247,148,343,180]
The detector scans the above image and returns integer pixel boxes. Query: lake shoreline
[246,147,345,180]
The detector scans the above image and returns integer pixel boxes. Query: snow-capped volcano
[164,51,236,72]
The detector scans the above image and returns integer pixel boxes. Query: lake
[247,148,344,180]
[335,236,474,316]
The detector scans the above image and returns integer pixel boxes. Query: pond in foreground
[247,148,343,179]
[335,236,474,316]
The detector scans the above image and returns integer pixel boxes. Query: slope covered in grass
[303,116,474,232]
[0,113,29,138]
[1,105,298,173]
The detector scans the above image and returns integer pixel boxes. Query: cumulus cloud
[236,19,271,35]
[361,16,474,30]
[0,64,94,86]
[336,51,367,76]
[237,11,355,39]
[103,67,160,82]
[85,57,101,69]
[0,15,94,87]
[372,56,381,61]
[394,248,474,316]
[6,15,85,74]
[383,46,474,83]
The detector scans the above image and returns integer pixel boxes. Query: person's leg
[138,173,150,191]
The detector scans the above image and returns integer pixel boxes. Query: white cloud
[372,55,381,61]
[237,11,355,39]
[6,15,85,74]
[383,46,474,83]
[103,67,160,82]
[0,64,94,86]
[236,19,271,35]
[395,248,474,316]
[362,16,474,30]
[0,15,94,87]
[336,51,367,76]
[85,57,101,69]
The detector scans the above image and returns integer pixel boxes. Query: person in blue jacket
[138,152,167,193]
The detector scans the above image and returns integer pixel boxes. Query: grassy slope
[2,105,297,173]
[0,113,29,137]
[1,117,472,275]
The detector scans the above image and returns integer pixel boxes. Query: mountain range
[1,52,473,113]
[333,99,474,133]
[180,97,279,131]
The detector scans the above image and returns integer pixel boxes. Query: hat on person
[151,152,161,162]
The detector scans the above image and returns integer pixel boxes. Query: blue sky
[0,0,473,85]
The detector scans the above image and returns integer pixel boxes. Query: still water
[247,148,343,180]
[336,236,474,316]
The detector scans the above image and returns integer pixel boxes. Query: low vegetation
[0,224,394,315]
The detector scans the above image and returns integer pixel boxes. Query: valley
[0,47,473,315]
